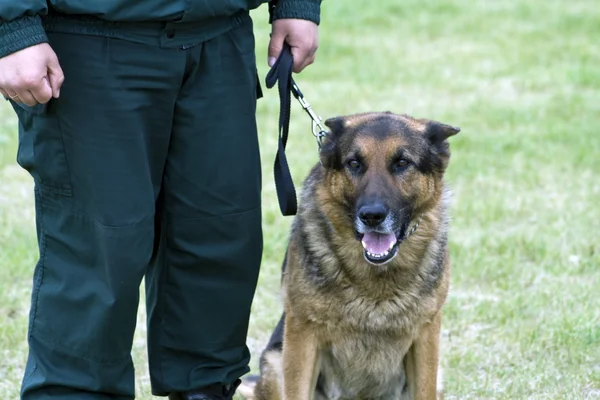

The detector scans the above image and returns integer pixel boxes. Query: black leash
[265,42,328,216]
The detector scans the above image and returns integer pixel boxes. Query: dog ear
[425,121,460,145]
[323,116,346,136]
[319,117,346,169]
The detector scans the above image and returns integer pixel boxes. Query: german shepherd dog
[240,112,460,400]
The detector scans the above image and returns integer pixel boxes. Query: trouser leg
[145,13,263,395]
[16,33,184,399]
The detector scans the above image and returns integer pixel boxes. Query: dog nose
[358,204,388,227]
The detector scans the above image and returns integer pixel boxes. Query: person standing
[0,0,321,398]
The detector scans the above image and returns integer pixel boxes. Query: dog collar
[403,214,424,240]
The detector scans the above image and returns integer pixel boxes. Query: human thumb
[268,30,286,67]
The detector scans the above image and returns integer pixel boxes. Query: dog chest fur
[316,330,412,400]
[282,254,440,399]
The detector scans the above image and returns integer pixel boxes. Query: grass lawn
[1,0,599,398]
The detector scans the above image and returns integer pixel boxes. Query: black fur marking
[419,230,448,296]
[319,117,352,170]
[319,138,343,170]
[414,146,446,176]
[297,219,331,287]
[258,314,284,379]
[259,313,285,370]
[280,247,289,280]
[426,121,460,145]
[342,191,356,210]
[412,121,460,176]
[315,204,335,248]
[323,116,346,135]
[365,118,402,140]
[398,130,442,176]
[414,122,458,175]
[315,373,328,397]
[396,214,412,244]
[401,373,409,394]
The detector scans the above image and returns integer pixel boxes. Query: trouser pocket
[13,100,72,196]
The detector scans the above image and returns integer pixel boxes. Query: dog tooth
[366,249,390,259]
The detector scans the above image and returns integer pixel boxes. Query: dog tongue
[361,232,396,254]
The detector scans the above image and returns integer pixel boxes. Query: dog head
[319,112,459,266]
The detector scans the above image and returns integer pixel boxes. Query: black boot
[168,379,241,400]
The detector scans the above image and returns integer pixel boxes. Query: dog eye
[347,159,361,170]
[393,159,410,173]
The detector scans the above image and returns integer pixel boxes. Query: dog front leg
[282,313,320,400]
[404,311,443,400]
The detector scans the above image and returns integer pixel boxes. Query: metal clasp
[291,82,328,148]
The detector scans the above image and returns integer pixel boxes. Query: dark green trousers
[14,13,262,399]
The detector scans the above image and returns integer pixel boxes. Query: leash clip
[291,82,328,148]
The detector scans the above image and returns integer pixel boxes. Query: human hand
[268,19,318,73]
[0,43,64,106]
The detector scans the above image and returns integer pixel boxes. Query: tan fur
[242,112,459,400]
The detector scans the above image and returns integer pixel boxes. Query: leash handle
[266,42,298,216]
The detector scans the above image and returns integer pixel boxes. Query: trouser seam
[29,188,47,337]
[39,199,155,229]
[30,329,132,364]
[158,207,169,390]
[166,205,261,221]
[53,103,74,195]
[21,363,38,390]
